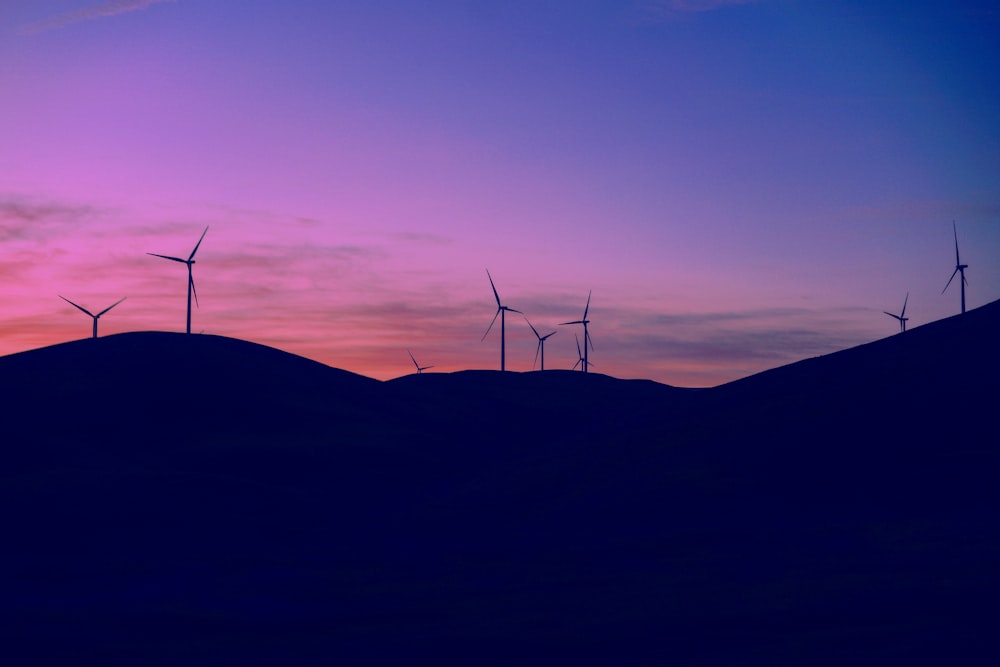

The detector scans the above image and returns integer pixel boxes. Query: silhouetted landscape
[3,301,998,665]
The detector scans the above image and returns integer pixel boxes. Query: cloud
[19,0,176,35]
[640,0,759,18]
[392,232,453,245]
[0,197,101,242]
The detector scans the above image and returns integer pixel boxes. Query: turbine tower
[572,334,593,372]
[560,291,593,374]
[942,221,969,314]
[883,292,909,333]
[408,349,434,374]
[482,269,521,371]
[525,317,556,371]
[148,226,208,334]
[59,295,126,339]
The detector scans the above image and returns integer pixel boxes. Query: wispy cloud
[19,0,176,35]
[640,0,759,18]
[0,197,101,242]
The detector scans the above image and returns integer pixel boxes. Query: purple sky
[2,0,998,386]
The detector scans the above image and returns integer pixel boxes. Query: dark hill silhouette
[1,305,997,665]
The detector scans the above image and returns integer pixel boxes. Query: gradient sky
[2,0,998,386]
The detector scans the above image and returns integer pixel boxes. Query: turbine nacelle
[525,316,557,371]
[572,333,594,372]
[943,221,969,314]
[148,226,209,334]
[561,291,594,372]
[408,350,434,374]
[482,269,519,371]
[883,291,909,333]
[59,295,126,339]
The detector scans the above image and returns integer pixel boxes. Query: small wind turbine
[560,291,593,374]
[525,317,556,371]
[59,295,126,339]
[883,292,909,333]
[408,349,434,374]
[942,221,969,314]
[482,269,521,371]
[148,226,208,334]
[572,334,593,372]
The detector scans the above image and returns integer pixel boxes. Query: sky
[1,0,998,387]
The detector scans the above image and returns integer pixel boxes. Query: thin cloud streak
[0,197,102,242]
[640,0,759,18]
[19,0,176,35]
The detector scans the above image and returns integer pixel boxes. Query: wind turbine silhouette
[883,292,909,333]
[482,269,521,371]
[560,291,593,374]
[525,317,556,371]
[148,226,208,334]
[572,334,593,372]
[942,221,969,314]
[59,295,126,339]
[408,349,434,374]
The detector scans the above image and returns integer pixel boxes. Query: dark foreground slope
[1,309,997,665]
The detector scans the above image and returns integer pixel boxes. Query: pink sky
[2,1,998,386]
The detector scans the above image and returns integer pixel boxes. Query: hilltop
[1,303,998,664]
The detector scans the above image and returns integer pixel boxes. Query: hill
[1,305,997,665]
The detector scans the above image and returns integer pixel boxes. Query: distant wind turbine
[560,291,593,374]
[147,226,208,334]
[482,269,521,371]
[572,334,593,372]
[408,349,434,374]
[942,221,969,314]
[59,295,126,339]
[525,317,556,371]
[883,292,909,333]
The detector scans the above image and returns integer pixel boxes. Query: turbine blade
[59,295,93,317]
[575,334,582,356]
[147,252,187,263]
[560,320,584,326]
[96,297,127,317]
[583,290,591,319]
[901,292,908,318]
[586,330,594,352]
[422,365,434,371]
[507,307,523,314]
[189,226,209,261]
[942,267,959,293]
[408,349,419,370]
[533,341,541,370]
[482,308,500,341]
[486,269,501,307]
[573,359,581,370]
[542,331,557,340]
[953,221,960,265]
[525,317,541,339]
[190,274,199,308]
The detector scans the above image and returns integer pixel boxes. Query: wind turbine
[148,226,208,334]
[59,295,126,339]
[482,269,521,371]
[525,317,557,371]
[408,349,434,374]
[883,292,909,333]
[560,291,593,374]
[942,221,969,314]
[572,334,593,372]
